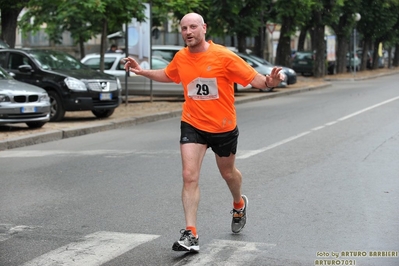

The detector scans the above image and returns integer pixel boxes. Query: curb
[0,110,184,151]
[324,69,399,81]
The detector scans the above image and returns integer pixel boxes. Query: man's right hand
[123,57,142,74]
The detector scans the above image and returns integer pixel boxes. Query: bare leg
[180,143,208,228]
[215,153,242,203]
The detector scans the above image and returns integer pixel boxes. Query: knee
[220,168,241,182]
[182,169,199,184]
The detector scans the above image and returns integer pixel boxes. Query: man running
[124,12,285,252]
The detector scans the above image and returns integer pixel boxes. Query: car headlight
[287,69,295,74]
[39,93,50,102]
[65,77,87,91]
[116,77,121,90]
[0,94,10,102]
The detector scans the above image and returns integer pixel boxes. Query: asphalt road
[1,75,399,266]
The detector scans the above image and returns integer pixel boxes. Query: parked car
[0,39,9,49]
[81,53,183,96]
[245,53,297,85]
[152,45,184,61]
[236,52,288,92]
[0,49,121,121]
[346,52,361,71]
[0,66,50,128]
[292,51,336,76]
[292,51,314,76]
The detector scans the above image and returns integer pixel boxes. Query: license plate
[21,106,37,113]
[298,61,307,64]
[99,93,112,100]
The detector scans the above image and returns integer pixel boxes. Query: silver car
[81,53,184,96]
[0,66,50,128]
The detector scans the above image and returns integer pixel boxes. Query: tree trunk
[393,43,399,67]
[253,26,265,58]
[313,24,325,78]
[79,35,85,59]
[236,32,247,53]
[331,14,352,74]
[275,16,293,67]
[335,33,348,74]
[297,26,309,51]
[0,8,23,48]
[360,38,370,71]
[387,47,392,69]
[100,19,108,72]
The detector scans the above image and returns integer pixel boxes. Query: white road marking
[237,131,311,159]
[0,224,37,242]
[173,239,276,266]
[237,95,399,159]
[21,231,160,266]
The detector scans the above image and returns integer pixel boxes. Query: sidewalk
[1,67,398,151]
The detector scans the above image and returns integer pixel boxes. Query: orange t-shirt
[165,41,257,133]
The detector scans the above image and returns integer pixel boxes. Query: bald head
[180,13,205,26]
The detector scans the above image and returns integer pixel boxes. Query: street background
[1,73,398,265]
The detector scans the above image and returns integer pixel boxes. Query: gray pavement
[1,68,398,151]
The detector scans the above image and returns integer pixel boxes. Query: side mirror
[18,64,33,73]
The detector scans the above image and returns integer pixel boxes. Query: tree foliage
[19,0,146,60]
[0,0,29,47]
[357,0,399,69]
[202,0,268,52]
[273,0,314,67]
[1,0,399,73]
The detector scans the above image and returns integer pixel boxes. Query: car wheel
[48,90,65,122]
[92,109,115,118]
[26,122,46,128]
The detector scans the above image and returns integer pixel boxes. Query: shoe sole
[172,242,200,252]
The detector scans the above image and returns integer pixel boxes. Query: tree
[0,0,29,48]
[19,0,146,70]
[273,0,314,67]
[203,0,264,53]
[356,0,399,70]
[330,0,362,74]
[304,0,345,78]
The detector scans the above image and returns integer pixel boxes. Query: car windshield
[295,52,313,60]
[84,57,118,70]
[29,50,86,70]
[0,39,10,49]
[152,57,169,70]
[0,66,12,79]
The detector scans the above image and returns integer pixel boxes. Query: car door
[5,52,38,86]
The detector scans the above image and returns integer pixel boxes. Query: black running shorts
[180,121,239,157]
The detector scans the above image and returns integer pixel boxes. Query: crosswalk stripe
[173,239,276,266]
[21,231,160,266]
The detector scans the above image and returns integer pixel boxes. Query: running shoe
[231,195,248,233]
[172,229,199,252]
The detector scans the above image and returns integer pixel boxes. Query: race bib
[187,77,219,100]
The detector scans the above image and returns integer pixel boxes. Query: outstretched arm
[250,67,285,89]
[123,57,173,83]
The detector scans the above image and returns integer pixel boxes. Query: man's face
[180,15,206,48]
